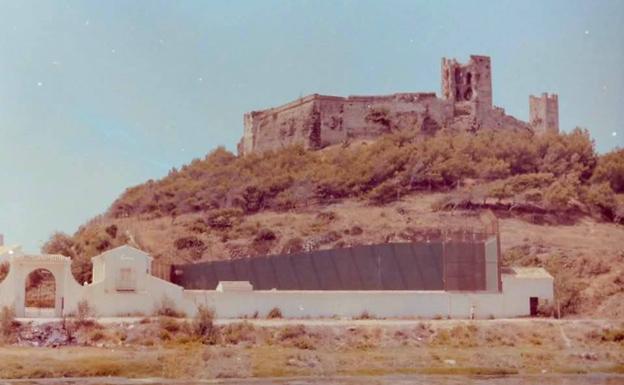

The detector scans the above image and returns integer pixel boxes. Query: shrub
[254,228,277,242]
[591,148,624,192]
[315,211,338,222]
[222,321,256,345]
[544,178,579,211]
[584,182,617,219]
[89,330,106,342]
[353,310,373,320]
[291,336,316,350]
[267,307,282,319]
[368,180,402,204]
[159,317,181,333]
[278,324,307,341]
[154,295,185,318]
[105,224,118,239]
[349,226,363,236]
[174,236,205,250]
[193,305,219,344]
[281,237,304,254]
[0,306,17,338]
[206,208,244,230]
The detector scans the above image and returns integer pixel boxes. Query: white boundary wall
[183,272,553,319]
[0,245,554,319]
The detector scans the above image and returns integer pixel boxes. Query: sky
[0,0,623,252]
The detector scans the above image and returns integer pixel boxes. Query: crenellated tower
[529,93,559,134]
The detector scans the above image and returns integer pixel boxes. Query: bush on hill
[105,128,606,221]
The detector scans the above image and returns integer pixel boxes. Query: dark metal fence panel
[171,240,491,291]
[351,245,381,290]
[272,254,300,289]
[332,248,363,290]
[231,258,253,282]
[311,249,343,290]
[413,243,444,290]
[290,252,321,289]
[443,241,486,291]
[213,260,237,282]
[375,244,405,290]
[393,243,423,289]
[250,256,278,289]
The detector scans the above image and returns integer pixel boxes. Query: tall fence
[171,239,495,292]
[162,211,501,292]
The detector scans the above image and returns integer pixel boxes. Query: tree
[591,148,624,193]
[41,232,75,258]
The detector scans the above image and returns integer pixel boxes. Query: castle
[238,55,559,155]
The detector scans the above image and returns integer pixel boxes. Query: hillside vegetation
[42,129,624,317]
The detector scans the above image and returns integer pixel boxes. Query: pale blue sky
[1,0,623,252]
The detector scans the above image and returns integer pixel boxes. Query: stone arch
[9,255,74,317]
[24,268,56,316]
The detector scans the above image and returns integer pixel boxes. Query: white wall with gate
[0,245,554,319]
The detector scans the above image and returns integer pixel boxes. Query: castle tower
[441,55,493,119]
[529,93,559,134]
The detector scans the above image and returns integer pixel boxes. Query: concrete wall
[0,245,554,319]
[183,271,553,319]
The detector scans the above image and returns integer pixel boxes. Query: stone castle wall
[239,93,455,155]
[238,55,558,156]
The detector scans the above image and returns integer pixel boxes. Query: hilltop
[42,129,624,317]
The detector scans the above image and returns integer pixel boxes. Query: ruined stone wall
[239,95,320,155]
[239,93,455,155]
[341,93,454,140]
[529,93,559,134]
[238,54,559,155]
[317,96,346,147]
[442,55,493,122]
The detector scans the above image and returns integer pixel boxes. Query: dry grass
[0,319,622,379]
[0,347,162,378]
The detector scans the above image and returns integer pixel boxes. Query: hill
[42,129,624,317]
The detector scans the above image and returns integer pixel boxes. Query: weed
[193,305,219,344]
[154,295,186,318]
[267,307,282,319]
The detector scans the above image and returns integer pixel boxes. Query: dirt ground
[0,318,622,380]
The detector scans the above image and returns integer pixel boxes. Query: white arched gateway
[0,246,188,318]
[0,254,83,317]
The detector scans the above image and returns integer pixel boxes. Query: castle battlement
[238,55,559,155]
